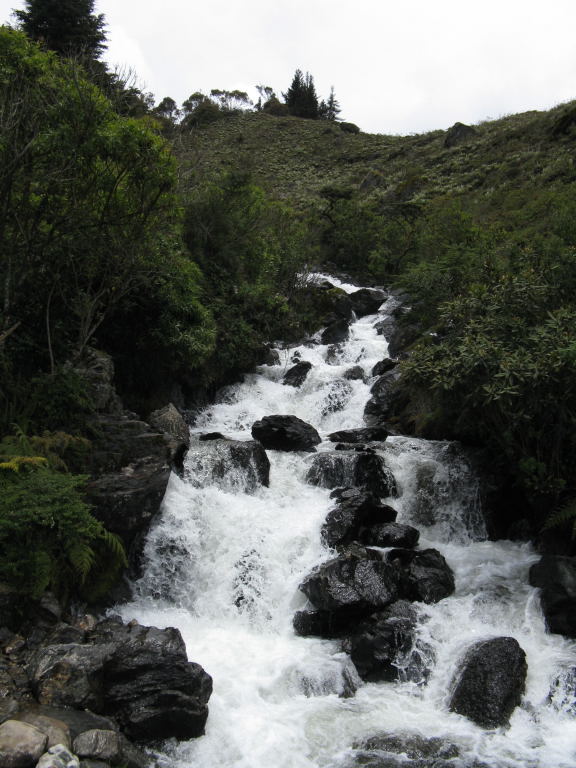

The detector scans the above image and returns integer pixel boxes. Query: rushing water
[117,277,576,768]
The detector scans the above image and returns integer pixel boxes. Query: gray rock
[148,403,190,445]
[363,370,402,425]
[449,637,527,728]
[348,288,387,316]
[371,358,397,377]
[14,713,70,749]
[185,438,270,491]
[359,522,420,549]
[251,415,321,452]
[38,745,79,768]
[328,427,389,443]
[321,489,397,548]
[261,347,280,366]
[73,730,121,762]
[0,719,47,768]
[74,349,122,413]
[306,451,396,497]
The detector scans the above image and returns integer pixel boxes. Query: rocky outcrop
[444,121,477,148]
[371,358,397,377]
[449,637,527,728]
[363,369,402,426]
[348,288,387,317]
[343,365,366,381]
[352,733,466,768]
[306,451,396,497]
[386,548,455,604]
[26,618,212,744]
[148,403,190,445]
[251,415,321,452]
[282,361,312,387]
[529,555,576,637]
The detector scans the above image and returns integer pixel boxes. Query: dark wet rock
[387,322,420,360]
[148,403,190,445]
[387,548,455,604]
[306,452,396,497]
[343,366,366,382]
[321,319,351,345]
[348,288,387,317]
[529,555,576,637]
[444,121,477,148]
[336,543,383,560]
[27,618,212,744]
[293,610,356,638]
[449,637,527,728]
[322,490,397,549]
[360,522,420,549]
[321,379,353,416]
[299,553,401,615]
[186,438,270,491]
[352,733,462,767]
[328,427,389,444]
[199,431,227,441]
[75,349,122,414]
[371,358,397,377]
[262,347,281,366]
[342,601,418,682]
[282,361,312,387]
[251,415,321,452]
[364,370,402,426]
[21,708,118,742]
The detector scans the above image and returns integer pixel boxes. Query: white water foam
[117,280,576,768]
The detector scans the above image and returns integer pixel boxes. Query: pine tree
[283,69,319,119]
[14,0,107,59]
[325,86,341,121]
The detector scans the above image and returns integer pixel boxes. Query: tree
[284,69,319,119]
[14,0,107,59]
[325,86,341,120]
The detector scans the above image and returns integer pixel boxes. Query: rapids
[117,276,576,768]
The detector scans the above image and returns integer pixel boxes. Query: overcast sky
[2,0,575,135]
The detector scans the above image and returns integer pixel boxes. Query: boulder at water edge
[352,733,465,768]
[328,426,389,443]
[306,451,397,497]
[359,522,420,549]
[529,555,576,637]
[363,369,402,426]
[27,618,212,743]
[449,637,527,728]
[299,551,401,616]
[341,601,418,682]
[0,720,47,768]
[282,360,312,387]
[321,319,350,345]
[387,548,455,603]
[251,415,321,452]
[348,288,387,317]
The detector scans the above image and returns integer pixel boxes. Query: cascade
[117,276,576,768]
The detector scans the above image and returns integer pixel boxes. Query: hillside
[176,101,576,220]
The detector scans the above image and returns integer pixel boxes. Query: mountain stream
[117,276,576,768]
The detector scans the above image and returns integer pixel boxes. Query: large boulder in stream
[342,601,419,682]
[306,451,396,497]
[529,555,576,637]
[321,488,397,548]
[299,551,401,617]
[282,360,312,387]
[386,548,455,604]
[26,618,212,743]
[351,733,469,768]
[359,522,420,549]
[449,637,527,728]
[363,369,402,426]
[348,288,387,317]
[251,415,321,452]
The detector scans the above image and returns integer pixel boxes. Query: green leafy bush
[0,463,126,600]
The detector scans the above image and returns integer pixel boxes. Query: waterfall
[117,276,576,768]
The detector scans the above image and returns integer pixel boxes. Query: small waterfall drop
[117,275,576,768]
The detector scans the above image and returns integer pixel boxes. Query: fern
[543,497,576,539]
[0,456,48,473]
[67,541,97,583]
